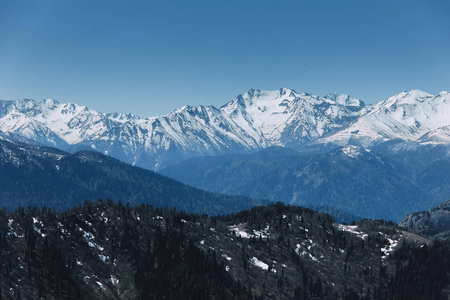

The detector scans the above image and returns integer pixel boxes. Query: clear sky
[1,0,449,117]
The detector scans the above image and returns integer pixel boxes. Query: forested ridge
[0,140,264,214]
[0,200,449,299]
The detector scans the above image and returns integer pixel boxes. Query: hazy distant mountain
[159,146,311,195]
[0,140,263,215]
[160,145,441,221]
[1,88,448,170]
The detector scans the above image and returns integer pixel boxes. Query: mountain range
[1,88,449,170]
[160,145,449,221]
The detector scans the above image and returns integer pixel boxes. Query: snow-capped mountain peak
[0,88,449,170]
[13,98,39,113]
[437,91,450,98]
[220,89,366,146]
[381,89,433,108]
[42,98,60,109]
[317,89,450,147]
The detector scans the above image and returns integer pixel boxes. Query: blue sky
[0,0,449,117]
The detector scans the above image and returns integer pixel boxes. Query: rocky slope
[401,199,450,239]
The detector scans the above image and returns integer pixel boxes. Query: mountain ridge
[0,139,264,214]
[4,199,447,299]
[1,88,449,170]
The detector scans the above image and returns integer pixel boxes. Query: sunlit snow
[249,257,269,270]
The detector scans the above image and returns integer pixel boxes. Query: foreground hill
[0,140,263,215]
[2,200,449,299]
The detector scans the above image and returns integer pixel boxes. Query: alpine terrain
[1,88,449,171]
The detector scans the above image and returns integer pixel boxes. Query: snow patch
[99,254,109,262]
[335,224,368,240]
[341,146,363,158]
[222,254,232,261]
[229,223,270,238]
[110,275,120,287]
[32,217,46,237]
[249,257,269,270]
[96,281,106,291]
[381,236,401,259]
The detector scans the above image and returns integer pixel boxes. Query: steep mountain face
[2,88,447,170]
[400,200,450,240]
[0,140,263,215]
[4,200,446,300]
[161,146,431,221]
[220,89,366,148]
